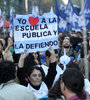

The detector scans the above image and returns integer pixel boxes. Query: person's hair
[45,50,51,58]
[66,62,80,71]
[27,65,45,81]
[23,53,38,73]
[77,58,90,75]
[48,77,62,98]
[64,36,70,40]
[0,60,15,83]
[24,52,41,72]
[62,68,86,99]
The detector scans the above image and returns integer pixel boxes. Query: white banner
[14,12,58,54]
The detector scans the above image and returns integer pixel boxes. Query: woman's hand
[49,46,56,63]
[18,52,29,68]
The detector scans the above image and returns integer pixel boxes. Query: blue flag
[60,2,65,13]
[84,0,90,29]
[84,0,90,18]
[65,0,80,31]
[55,0,68,33]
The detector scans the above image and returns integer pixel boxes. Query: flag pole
[79,1,89,99]
[25,0,28,13]
[81,0,89,80]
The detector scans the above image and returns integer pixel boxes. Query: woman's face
[28,69,42,86]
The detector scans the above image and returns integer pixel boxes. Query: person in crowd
[70,31,82,52]
[77,43,90,80]
[5,36,21,64]
[77,57,90,81]
[59,37,77,61]
[41,49,63,86]
[66,62,90,95]
[27,65,48,99]
[17,52,40,86]
[60,68,90,100]
[52,49,63,85]
[5,36,14,56]
[17,47,57,99]
[0,36,20,64]
[76,39,87,61]
[0,60,37,100]
[58,38,62,56]
[0,40,13,62]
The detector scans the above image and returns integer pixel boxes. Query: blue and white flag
[77,14,85,30]
[55,0,68,33]
[60,2,66,13]
[84,0,90,18]
[66,0,85,31]
[66,0,80,31]
[10,8,14,37]
[66,0,74,30]
[79,0,90,30]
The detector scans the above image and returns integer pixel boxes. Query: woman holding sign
[17,47,57,99]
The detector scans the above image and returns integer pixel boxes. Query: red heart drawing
[28,17,39,26]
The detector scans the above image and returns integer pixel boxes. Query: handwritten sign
[14,12,58,54]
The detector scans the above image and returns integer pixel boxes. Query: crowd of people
[0,29,90,100]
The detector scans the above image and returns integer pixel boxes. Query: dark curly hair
[0,60,15,83]
[27,65,45,81]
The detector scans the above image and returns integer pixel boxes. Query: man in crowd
[60,68,90,100]
[0,60,37,100]
[59,37,77,61]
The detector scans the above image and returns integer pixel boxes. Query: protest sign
[14,12,58,54]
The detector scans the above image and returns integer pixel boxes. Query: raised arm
[44,47,57,89]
